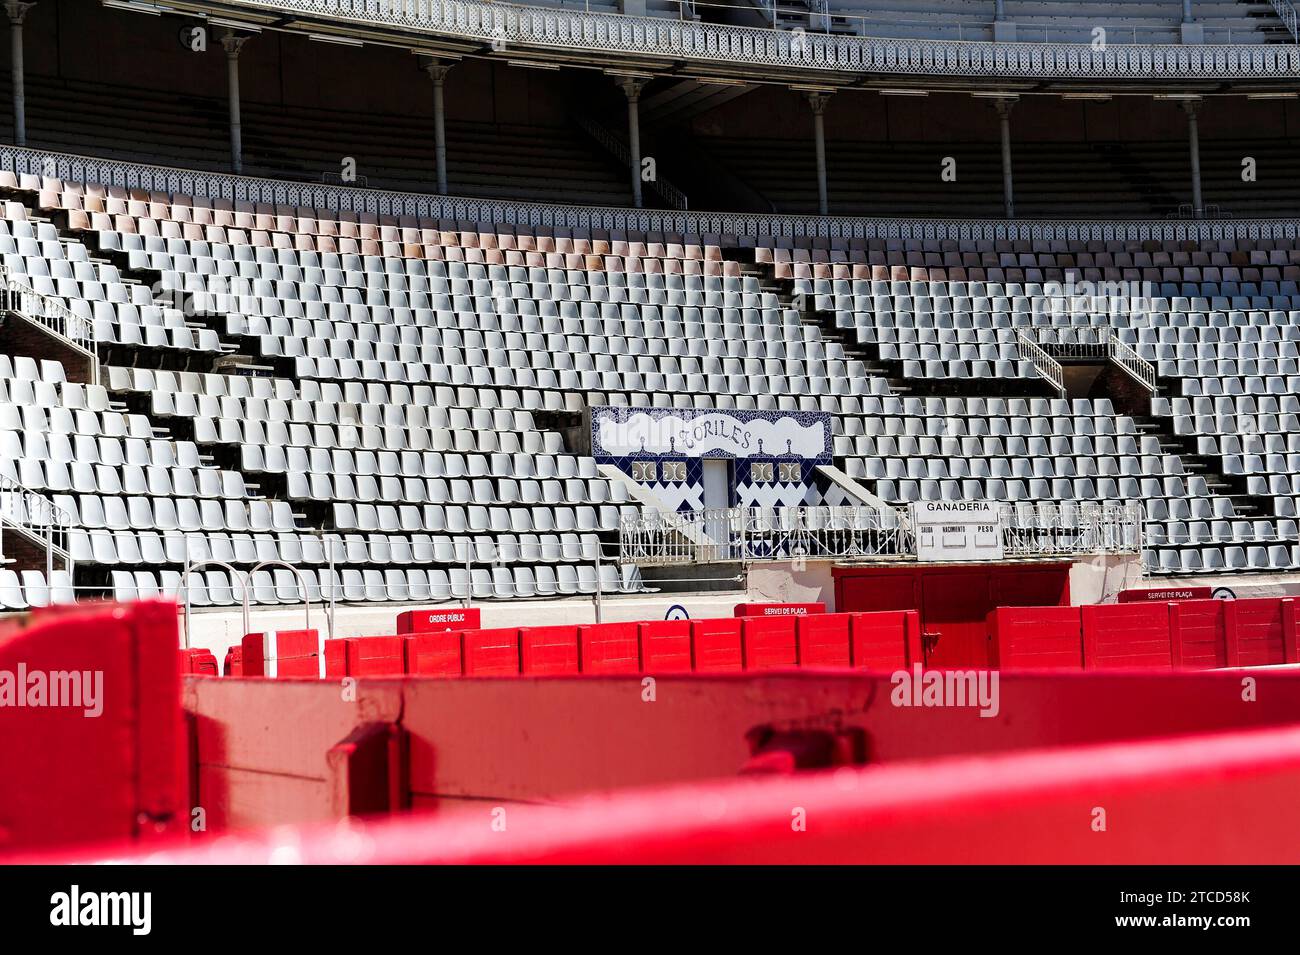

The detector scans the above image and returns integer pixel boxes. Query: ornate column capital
[4,1,35,26]
[421,55,457,83]
[220,29,249,58]
[989,95,1017,119]
[612,74,650,103]
[804,90,832,115]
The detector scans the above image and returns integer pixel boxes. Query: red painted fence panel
[987,607,1083,669]
[848,610,916,670]
[519,626,579,676]
[1081,602,1172,669]
[461,628,521,676]
[0,600,187,852]
[405,631,462,676]
[71,721,1300,865]
[795,613,851,667]
[741,616,798,671]
[179,647,218,675]
[578,623,640,674]
[691,618,743,672]
[1168,600,1226,669]
[1225,597,1295,667]
[347,636,406,677]
[638,621,693,673]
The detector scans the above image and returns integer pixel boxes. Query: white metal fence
[620,502,1143,565]
[0,266,100,385]
[1015,330,1065,396]
[1001,501,1144,558]
[0,475,74,579]
[1018,326,1157,393]
[212,0,1300,79]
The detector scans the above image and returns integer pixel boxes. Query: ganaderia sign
[910,500,1005,562]
[590,407,832,462]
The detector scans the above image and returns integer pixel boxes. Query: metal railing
[573,115,689,211]
[1107,332,1158,393]
[742,0,1262,44]
[0,266,100,385]
[1015,329,1065,396]
[1270,0,1300,41]
[208,0,1300,80]
[1002,501,1144,559]
[621,502,1143,565]
[15,144,1300,244]
[0,475,74,581]
[1019,327,1157,393]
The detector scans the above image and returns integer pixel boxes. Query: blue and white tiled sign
[592,407,833,512]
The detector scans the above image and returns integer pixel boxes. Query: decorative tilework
[592,407,832,515]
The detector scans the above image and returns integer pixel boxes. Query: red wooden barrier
[396,608,481,635]
[733,602,825,617]
[741,615,798,671]
[1225,597,1295,667]
[638,621,692,672]
[241,629,321,678]
[1081,602,1172,669]
[1168,600,1226,669]
[1286,599,1299,664]
[57,721,1300,865]
[180,647,219,675]
[461,628,521,676]
[578,623,640,675]
[987,607,1083,669]
[795,613,851,667]
[405,631,462,676]
[690,618,743,672]
[848,610,916,670]
[324,638,347,678]
[185,667,1300,817]
[348,636,406,677]
[519,626,579,676]
[0,600,187,852]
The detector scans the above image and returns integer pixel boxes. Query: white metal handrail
[1270,0,1300,41]
[620,502,1142,565]
[1001,501,1144,558]
[1015,330,1065,396]
[0,475,74,582]
[1019,327,1156,393]
[0,266,100,385]
[1107,332,1158,393]
[208,0,1300,80]
[13,144,1300,244]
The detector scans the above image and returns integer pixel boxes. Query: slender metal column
[6,2,34,148]
[807,91,832,216]
[1184,99,1203,218]
[994,97,1016,219]
[618,77,648,209]
[425,58,455,194]
[221,30,249,174]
